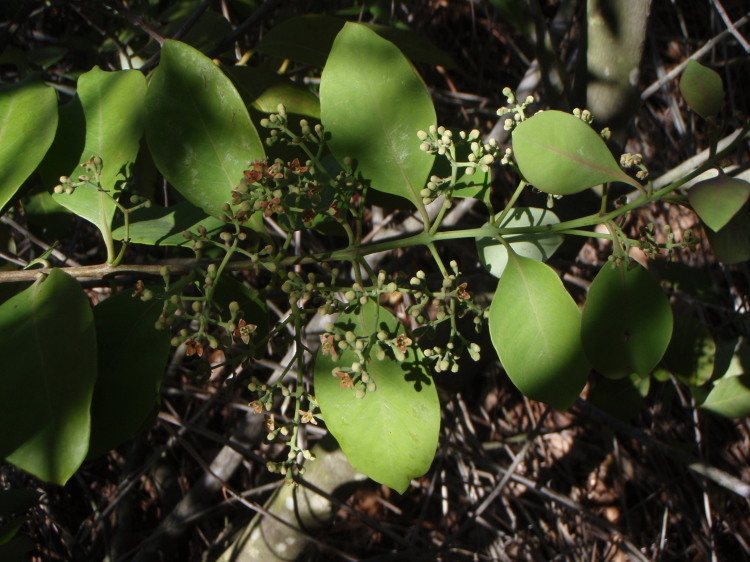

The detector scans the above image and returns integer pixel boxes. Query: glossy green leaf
[688,175,750,232]
[0,76,58,213]
[512,110,640,195]
[477,207,563,278]
[488,252,589,409]
[704,206,750,264]
[0,269,97,484]
[679,60,724,119]
[661,315,715,387]
[321,23,436,208]
[258,14,456,68]
[581,262,673,379]
[51,68,145,239]
[701,373,750,418]
[314,300,439,493]
[145,40,264,218]
[224,66,320,119]
[111,201,225,246]
[452,167,491,200]
[87,289,171,459]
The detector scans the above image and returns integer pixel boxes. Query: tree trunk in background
[586,0,653,144]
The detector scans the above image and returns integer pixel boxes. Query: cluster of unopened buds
[53,155,105,195]
[497,87,535,131]
[620,153,649,180]
[260,103,327,148]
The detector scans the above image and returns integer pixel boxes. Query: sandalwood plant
[1,17,749,512]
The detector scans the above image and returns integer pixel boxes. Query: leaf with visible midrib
[488,251,589,409]
[52,68,146,236]
[0,269,97,485]
[0,76,58,213]
[321,23,436,209]
[512,110,640,195]
[146,40,265,219]
[313,300,440,493]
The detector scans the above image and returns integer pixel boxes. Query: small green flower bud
[417,130,428,140]
[344,290,356,301]
[367,382,376,392]
[53,184,64,194]
[355,389,365,399]
[141,289,154,301]
[192,301,203,313]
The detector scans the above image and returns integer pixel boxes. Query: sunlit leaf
[512,110,640,195]
[581,262,673,379]
[87,289,171,459]
[688,174,750,232]
[314,300,439,493]
[51,68,145,240]
[321,23,436,208]
[702,373,750,419]
[477,207,563,278]
[0,76,57,213]
[488,252,589,409]
[145,40,264,218]
[679,60,724,119]
[0,269,96,484]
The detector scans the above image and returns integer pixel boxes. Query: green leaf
[0,269,97,484]
[688,175,750,232]
[488,252,589,409]
[661,315,715,387]
[87,289,171,459]
[679,60,724,119]
[111,201,225,246]
[51,68,146,238]
[477,207,563,278]
[452,168,491,200]
[37,96,86,191]
[512,110,640,195]
[581,262,673,379]
[313,300,440,493]
[257,14,456,68]
[704,206,750,264]
[0,534,34,560]
[224,66,320,119]
[145,40,265,218]
[701,373,750,419]
[0,489,41,518]
[0,76,58,213]
[321,23,436,208]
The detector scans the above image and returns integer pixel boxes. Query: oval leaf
[679,60,724,119]
[87,289,171,459]
[52,68,146,236]
[477,207,563,278]
[313,300,439,493]
[488,252,589,409]
[701,373,750,419]
[661,315,715,387]
[0,269,97,484]
[688,175,750,232]
[145,40,264,218]
[704,206,750,264]
[512,110,640,194]
[321,23,436,208]
[581,262,673,379]
[0,76,58,213]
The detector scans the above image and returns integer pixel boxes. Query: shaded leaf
[688,174,750,232]
[51,68,146,239]
[145,40,264,218]
[581,262,673,379]
[587,373,650,421]
[0,269,96,484]
[111,201,225,246]
[257,14,456,68]
[488,252,589,409]
[321,23,436,208]
[704,206,750,264]
[314,300,439,493]
[477,207,563,278]
[0,76,58,212]
[661,314,715,387]
[512,110,640,194]
[0,489,41,518]
[87,289,171,459]
[680,60,723,119]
